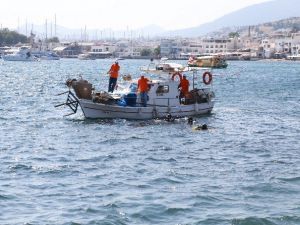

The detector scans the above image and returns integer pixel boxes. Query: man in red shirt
[178,75,190,101]
[107,61,120,92]
[137,75,149,107]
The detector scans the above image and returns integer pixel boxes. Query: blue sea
[0,59,299,225]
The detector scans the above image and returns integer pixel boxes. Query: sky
[0,0,272,31]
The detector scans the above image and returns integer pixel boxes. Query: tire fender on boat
[203,72,213,85]
[171,72,183,81]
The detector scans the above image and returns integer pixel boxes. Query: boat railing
[55,90,79,116]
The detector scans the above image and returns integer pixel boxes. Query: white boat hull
[2,55,38,61]
[79,99,214,119]
[40,56,60,60]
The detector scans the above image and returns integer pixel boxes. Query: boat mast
[54,14,57,37]
[193,70,195,89]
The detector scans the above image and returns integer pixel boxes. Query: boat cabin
[114,73,211,108]
[143,79,180,107]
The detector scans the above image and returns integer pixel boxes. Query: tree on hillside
[291,25,300,33]
[47,37,60,43]
[228,32,240,38]
[0,28,28,46]
[140,48,152,57]
[154,46,160,57]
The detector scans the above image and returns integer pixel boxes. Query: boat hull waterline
[79,99,214,120]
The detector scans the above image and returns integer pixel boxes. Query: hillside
[167,0,300,37]
[209,17,300,38]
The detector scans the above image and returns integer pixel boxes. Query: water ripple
[0,60,299,225]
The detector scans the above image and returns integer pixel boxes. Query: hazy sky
[0,0,271,30]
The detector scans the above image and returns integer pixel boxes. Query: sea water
[0,59,299,225]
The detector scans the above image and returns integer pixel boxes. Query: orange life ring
[171,72,183,81]
[203,72,213,85]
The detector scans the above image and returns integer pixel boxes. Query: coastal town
[1,17,300,61]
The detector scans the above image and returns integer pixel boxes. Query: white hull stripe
[82,106,213,114]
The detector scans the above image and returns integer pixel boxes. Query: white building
[181,41,204,55]
[91,43,116,54]
[226,37,243,52]
[160,39,179,57]
[291,44,300,55]
[114,40,142,57]
[291,33,300,55]
[204,39,228,54]
[173,38,229,58]
[259,39,276,58]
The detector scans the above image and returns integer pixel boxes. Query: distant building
[85,43,116,58]
[181,40,204,55]
[226,37,243,52]
[274,38,292,54]
[162,38,229,58]
[114,40,142,58]
[202,38,229,54]
[291,33,300,55]
[259,39,276,58]
[160,39,180,58]
[78,42,94,52]
[91,43,116,54]
[53,43,81,58]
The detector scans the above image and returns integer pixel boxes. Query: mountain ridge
[17,0,300,39]
[166,0,300,37]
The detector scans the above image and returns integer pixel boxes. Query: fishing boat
[287,55,300,61]
[56,63,215,120]
[188,55,228,68]
[2,46,39,61]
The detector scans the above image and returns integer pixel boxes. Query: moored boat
[2,46,39,61]
[287,55,300,61]
[188,55,228,68]
[140,58,188,74]
[78,53,96,60]
[32,51,60,60]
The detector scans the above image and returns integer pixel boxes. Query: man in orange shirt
[107,61,120,92]
[137,75,149,107]
[178,75,190,100]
